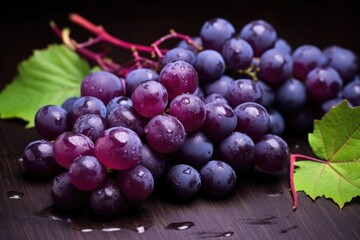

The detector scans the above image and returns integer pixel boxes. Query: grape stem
[290,153,327,210]
[50,13,201,77]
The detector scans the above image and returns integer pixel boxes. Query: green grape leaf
[0,44,94,128]
[294,101,360,208]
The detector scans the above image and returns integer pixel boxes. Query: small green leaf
[0,44,93,128]
[294,101,360,208]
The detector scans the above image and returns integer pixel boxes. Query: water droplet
[18,158,23,162]
[294,144,300,149]
[183,167,192,175]
[81,229,94,233]
[143,84,149,89]
[136,226,145,233]
[166,221,194,230]
[101,227,121,232]
[7,191,24,199]
[181,97,190,104]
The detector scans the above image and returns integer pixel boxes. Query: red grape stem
[289,153,327,210]
[50,13,201,77]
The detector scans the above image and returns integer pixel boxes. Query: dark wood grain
[1,1,360,239]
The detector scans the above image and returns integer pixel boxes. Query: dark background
[1,0,360,90]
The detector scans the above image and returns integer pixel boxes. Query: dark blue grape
[89,179,125,217]
[106,96,133,115]
[23,140,61,177]
[268,108,285,136]
[292,45,326,81]
[342,77,360,106]
[125,68,159,96]
[141,144,166,180]
[201,102,237,142]
[161,47,196,66]
[176,131,213,169]
[200,160,237,197]
[254,134,290,172]
[305,67,343,103]
[73,113,107,142]
[81,71,125,105]
[51,172,89,210]
[35,105,69,140]
[218,132,255,174]
[239,19,277,57]
[324,45,358,82]
[107,105,148,138]
[234,102,270,140]
[117,164,154,201]
[194,50,225,82]
[166,164,201,199]
[204,75,233,97]
[275,78,307,113]
[225,79,263,108]
[70,96,107,126]
[222,37,253,70]
[259,48,293,85]
[200,18,235,52]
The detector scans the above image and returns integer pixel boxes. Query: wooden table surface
[1,1,359,239]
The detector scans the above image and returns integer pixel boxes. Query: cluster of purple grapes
[21,18,358,217]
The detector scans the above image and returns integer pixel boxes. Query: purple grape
[203,93,228,105]
[200,18,236,52]
[254,134,290,172]
[141,144,166,180]
[204,75,234,97]
[35,105,69,140]
[194,50,225,82]
[166,164,201,199]
[218,132,255,173]
[176,131,213,169]
[342,77,360,106]
[222,37,254,70]
[81,71,125,104]
[275,78,307,112]
[51,172,89,210]
[225,79,263,108]
[305,67,343,103]
[117,164,154,201]
[53,132,95,169]
[61,97,79,113]
[268,108,285,136]
[125,68,159,96]
[257,80,275,108]
[72,113,107,142]
[106,96,133,115]
[89,179,125,217]
[69,155,105,191]
[324,45,358,82]
[159,60,198,99]
[177,36,203,53]
[131,80,168,118]
[234,102,270,140]
[292,45,326,81]
[200,160,237,197]
[22,140,61,177]
[274,38,292,54]
[169,94,206,132]
[95,126,142,170]
[201,102,237,142]
[259,48,293,85]
[239,19,277,57]
[161,47,196,66]
[107,105,148,138]
[145,114,186,153]
[70,96,107,125]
